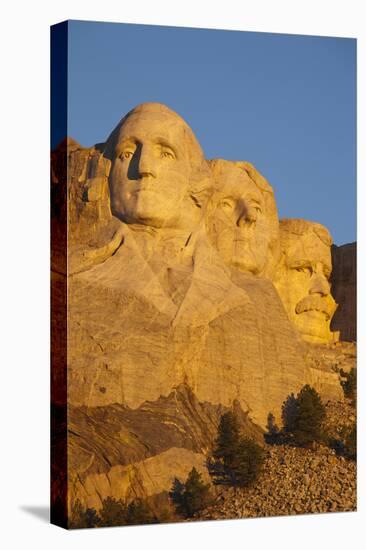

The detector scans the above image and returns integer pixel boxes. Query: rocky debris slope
[304,341,355,403]
[195,400,356,520]
[323,399,356,441]
[305,341,356,374]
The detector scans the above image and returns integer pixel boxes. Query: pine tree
[169,477,186,516]
[282,393,299,434]
[213,411,241,464]
[292,385,326,446]
[340,367,357,405]
[343,423,356,460]
[183,467,212,517]
[225,438,265,487]
[210,411,265,487]
[126,499,158,525]
[266,412,279,435]
[170,468,212,518]
[69,499,100,529]
[98,496,127,527]
[265,412,280,444]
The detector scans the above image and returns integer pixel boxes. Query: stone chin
[115,196,182,229]
[231,242,264,275]
[231,255,259,275]
[293,309,333,344]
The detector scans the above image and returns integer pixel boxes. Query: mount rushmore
[51,102,355,516]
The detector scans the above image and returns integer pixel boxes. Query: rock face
[206,159,280,279]
[51,102,349,528]
[68,238,312,424]
[68,385,263,510]
[51,139,124,276]
[273,219,338,344]
[331,243,357,342]
[304,340,356,374]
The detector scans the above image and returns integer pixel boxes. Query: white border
[1,1,364,549]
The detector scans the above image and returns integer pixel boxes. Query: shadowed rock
[330,242,356,342]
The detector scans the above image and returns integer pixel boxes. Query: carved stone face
[206,160,279,277]
[108,104,201,230]
[274,219,338,343]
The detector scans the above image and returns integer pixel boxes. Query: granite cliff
[51,103,349,522]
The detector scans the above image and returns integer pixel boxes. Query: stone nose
[236,204,257,227]
[309,272,330,296]
[137,144,157,178]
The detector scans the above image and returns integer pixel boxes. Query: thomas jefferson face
[109,107,195,229]
[206,161,276,276]
[274,221,338,343]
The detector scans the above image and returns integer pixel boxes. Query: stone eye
[295,267,311,274]
[120,151,134,159]
[220,200,234,210]
[161,150,175,159]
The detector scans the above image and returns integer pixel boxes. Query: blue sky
[64,20,356,245]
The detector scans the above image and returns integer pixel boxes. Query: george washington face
[108,104,204,231]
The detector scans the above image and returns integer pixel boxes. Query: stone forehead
[117,112,189,147]
[128,102,183,116]
[280,219,332,248]
[110,102,205,160]
[209,159,279,224]
[209,158,258,194]
[230,161,276,209]
[122,105,186,128]
[288,236,331,260]
[236,161,275,195]
[121,102,196,136]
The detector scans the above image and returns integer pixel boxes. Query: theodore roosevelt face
[274,219,338,343]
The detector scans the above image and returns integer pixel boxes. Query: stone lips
[51,102,351,521]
